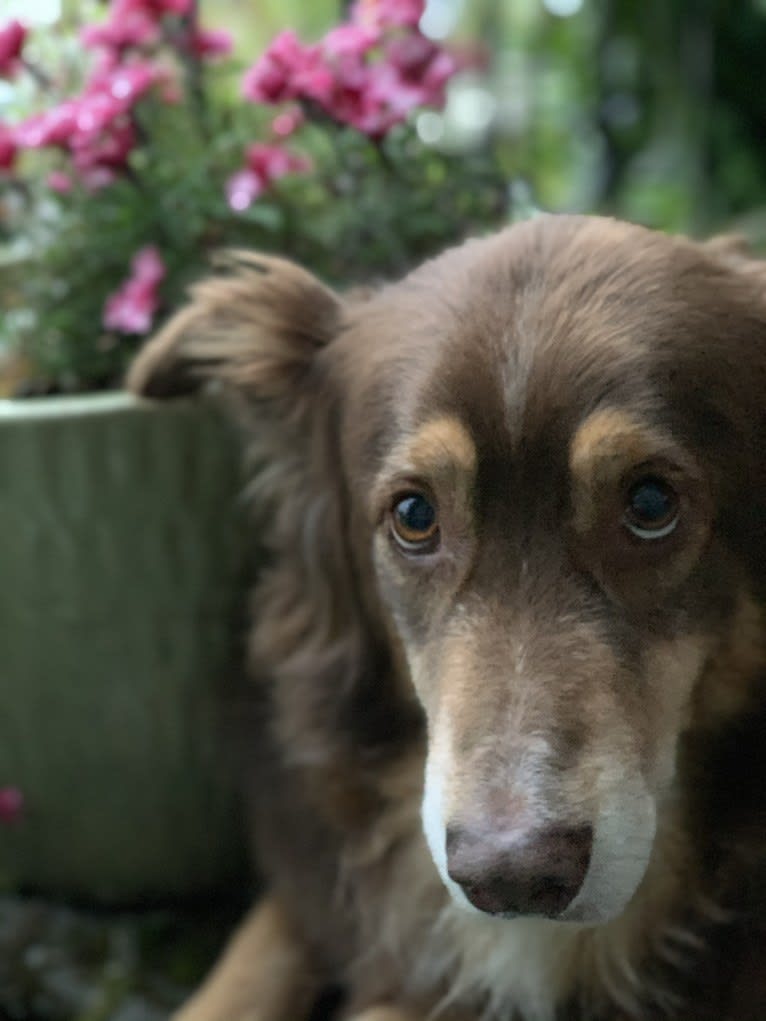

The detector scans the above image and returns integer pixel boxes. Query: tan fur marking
[569,409,674,534]
[374,417,477,515]
[173,897,317,1021]
[406,417,477,477]
[641,634,711,786]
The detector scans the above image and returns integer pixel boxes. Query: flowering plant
[0,0,507,394]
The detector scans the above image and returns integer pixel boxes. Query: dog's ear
[126,251,341,401]
[128,253,404,783]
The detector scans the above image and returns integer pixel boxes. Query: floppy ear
[126,251,342,401]
[128,254,406,791]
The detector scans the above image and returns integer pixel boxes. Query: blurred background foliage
[22,0,766,240]
[173,0,766,237]
[414,0,766,237]
[3,0,766,390]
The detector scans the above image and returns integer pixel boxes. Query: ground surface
[0,896,241,1021]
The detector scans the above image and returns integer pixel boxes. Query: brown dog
[128,215,766,1021]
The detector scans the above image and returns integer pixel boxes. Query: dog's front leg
[173,896,319,1021]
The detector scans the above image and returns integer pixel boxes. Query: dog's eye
[391,493,439,552]
[623,476,679,540]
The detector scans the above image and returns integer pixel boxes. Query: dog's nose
[445,822,593,917]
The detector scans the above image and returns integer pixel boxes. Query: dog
[128,215,766,1021]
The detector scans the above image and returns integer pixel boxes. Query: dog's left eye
[623,476,680,540]
[391,493,439,553]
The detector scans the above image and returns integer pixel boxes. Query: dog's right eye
[623,476,680,540]
[391,493,439,553]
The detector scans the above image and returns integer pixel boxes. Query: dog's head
[129,216,766,926]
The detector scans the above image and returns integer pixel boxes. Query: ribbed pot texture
[0,393,250,904]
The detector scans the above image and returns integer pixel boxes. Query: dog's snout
[445,822,593,918]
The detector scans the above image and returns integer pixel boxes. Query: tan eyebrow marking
[372,416,477,523]
[405,416,477,477]
[570,408,660,471]
[569,409,674,533]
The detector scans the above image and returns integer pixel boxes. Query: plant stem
[21,59,53,90]
[181,0,211,144]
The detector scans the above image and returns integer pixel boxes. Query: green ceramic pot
[0,393,249,904]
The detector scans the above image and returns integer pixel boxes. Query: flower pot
[0,393,249,904]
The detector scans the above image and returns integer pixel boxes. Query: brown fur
[128,215,766,1021]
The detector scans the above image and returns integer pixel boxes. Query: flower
[247,142,311,179]
[15,60,156,184]
[2,0,505,393]
[271,107,304,138]
[242,5,458,140]
[154,0,191,14]
[0,787,24,825]
[0,19,27,79]
[17,62,155,149]
[351,0,425,31]
[189,27,233,59]
[0,123,17,170]
[322,23,379,60]
[226,142,311,212]
[82,7,160,52]
[47,169,73,192]
[242,30,311,104]
[385,34,456,105]
[71,121,137,189]
[104,245,166,334]
[82,0,192,53]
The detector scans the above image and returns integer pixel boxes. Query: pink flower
[17,62,154,149]
[96,60,157,107]
[82,7,159,51]
[243,8,458,139]
[155,0,191,14]
[271,107,304,138]
[290,50,335,104]
[104,245,166,334]
[351,0,425,30]
[15,105,79,148]
[226,142,310,212]
[0,787,24,825]
[0,123,17,170]
[242,31,336,106]
[226,168,264,211]
[322,23,379,59]
[47,169,73,192]
[81,0,193,53]
[384,34,456,105]
[189,27,233,59]
[132,245,166,283]
[242,30,310,104]
[15,60,155,185]
[0,19,26,79]
[247,142,311,179]
[71,121,136,181]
